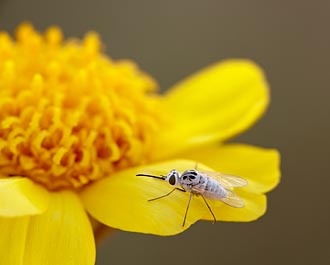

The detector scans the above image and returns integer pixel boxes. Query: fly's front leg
[148,188,186,202]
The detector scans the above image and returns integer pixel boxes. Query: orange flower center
[0,23,162,190]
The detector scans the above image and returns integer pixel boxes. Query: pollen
[0,23,162,190]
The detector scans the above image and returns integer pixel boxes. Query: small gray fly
[137,168,247,227]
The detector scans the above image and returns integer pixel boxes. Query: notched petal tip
[178,144,281,222]
[179,144,281,194]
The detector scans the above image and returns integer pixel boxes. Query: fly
[137,167,247,227]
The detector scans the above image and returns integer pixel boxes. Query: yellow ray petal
[0,216,30,265]
[179,143,280,193]
[0,177,50,217]
[81,160,211,236]
[206,190,267,222]
[24,191,95,265]
[157,60,269,157]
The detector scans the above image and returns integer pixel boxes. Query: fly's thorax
[179,169,202,188]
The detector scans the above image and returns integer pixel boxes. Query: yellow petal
[157,60,269,157]
[179,143,280,193]
[24,191,95,265]
[81,160,212,236]
[0,216,29,265]
[0,177,50,217]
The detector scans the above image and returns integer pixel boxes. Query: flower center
[0,24,162,190]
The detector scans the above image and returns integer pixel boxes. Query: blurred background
[0,0,329,264]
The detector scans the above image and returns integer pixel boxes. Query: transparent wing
[219,189,245,208]
[200,171,248,188]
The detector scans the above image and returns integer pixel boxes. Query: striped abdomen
[193,175,228,200]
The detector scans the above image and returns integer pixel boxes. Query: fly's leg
[182,193,194,227]
[194,162,198,170]
[148,188,186,202]
[200,194,216,224]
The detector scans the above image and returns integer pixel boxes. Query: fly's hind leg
[200,194,216,224]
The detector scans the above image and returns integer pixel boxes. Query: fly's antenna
[136,173,166,180]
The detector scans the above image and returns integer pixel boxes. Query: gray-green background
[1,0,329,264]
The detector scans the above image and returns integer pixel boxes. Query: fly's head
[181,169,201,186]
[165,169,180,186]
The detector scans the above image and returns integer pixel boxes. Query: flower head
[0,23,280,265]
[0,23,161,191]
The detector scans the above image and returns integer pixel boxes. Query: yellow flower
[0,23,280,264]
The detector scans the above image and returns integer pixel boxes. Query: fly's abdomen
[194,176,228,200]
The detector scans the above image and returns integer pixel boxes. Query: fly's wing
[200,171,248,189]
[219,189,245,208]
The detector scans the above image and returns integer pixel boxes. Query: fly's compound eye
[169,174,176,185]
[167,170,179,185]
